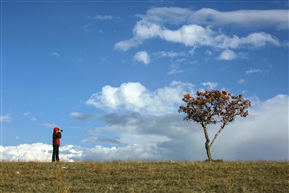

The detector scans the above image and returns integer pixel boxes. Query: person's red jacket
[52,127,62,146]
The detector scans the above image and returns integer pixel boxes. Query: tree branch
[209,122,226,148]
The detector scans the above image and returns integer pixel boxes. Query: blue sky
[1,0,288,161]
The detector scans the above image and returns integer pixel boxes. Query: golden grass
[0,160,288,192]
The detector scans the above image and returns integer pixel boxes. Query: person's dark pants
[52,145,60,162]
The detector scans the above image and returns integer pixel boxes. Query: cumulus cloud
[0,143,83,162]
[0,143,54,162]
[160,24,213,47]
[87,82,148,112]
[134,51,150,65]
[86,81,195,114]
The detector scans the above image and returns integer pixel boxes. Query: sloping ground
[0,161,288,192]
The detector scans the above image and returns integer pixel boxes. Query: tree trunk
[205,141,212,161]
[202,124,213,161]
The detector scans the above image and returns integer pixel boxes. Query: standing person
[52,127,62,162]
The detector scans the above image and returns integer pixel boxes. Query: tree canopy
[179,90,252,161]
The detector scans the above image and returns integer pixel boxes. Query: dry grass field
[0,160,288,192]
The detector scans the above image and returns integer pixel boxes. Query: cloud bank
[0,143,163,162]
[1,82,288,162]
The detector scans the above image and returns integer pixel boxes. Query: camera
[59,129,63,132]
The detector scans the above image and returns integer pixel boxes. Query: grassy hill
[0,161,288,192]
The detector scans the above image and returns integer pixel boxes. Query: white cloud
[114,21,161,51]
[160,24,213,47]
[83,23,93,31]
[246,68,262,74]
[202,82,218,90]
[214,32,280,49]
[70,112,97,120]
[195,8,289,30]
[144,7,289,30]
[87,82,148,112]
[167,63,183,75]
[240,32,280,47]
[134,51,150,65]
[23,112,38,122]
[0,143,53,162]
[115,7,285,52]
[114,37,142,51]
[0,143,85,162]
[52,52,60,58]
[142,7,192,25]
[23,112,31,116]
[114,21,199,51]
[158,51,185,58]
[86,81,195,115]
[42,123,58,128]
[217,49,237,60]
[0,114,12,122]
[115,20,281,51]
[93,15,113,20]
[205,50,213,56]
[133,20,161,39]
[238,79,245,84]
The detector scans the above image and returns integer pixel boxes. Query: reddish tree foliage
[179,90,252,161]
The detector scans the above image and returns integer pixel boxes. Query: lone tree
[179,90,252,161]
